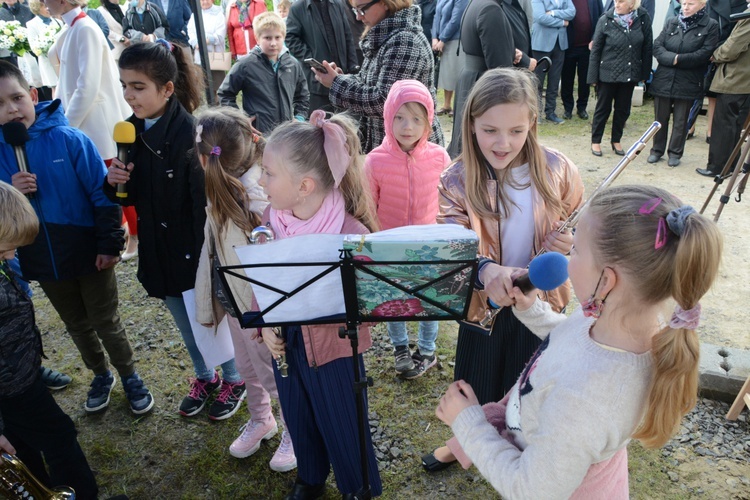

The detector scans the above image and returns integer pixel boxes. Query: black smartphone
[303,58,328,74]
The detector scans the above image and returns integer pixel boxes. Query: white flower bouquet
[29,22,60,57]
[0,20,31,57]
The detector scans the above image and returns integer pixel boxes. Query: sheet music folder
[218,224,479,329]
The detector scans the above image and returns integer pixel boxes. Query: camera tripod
[700,109,750,222]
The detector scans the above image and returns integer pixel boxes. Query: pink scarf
[269,189,346,239]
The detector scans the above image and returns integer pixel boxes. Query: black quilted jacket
[587,7,653,85]
[328,5,444,153]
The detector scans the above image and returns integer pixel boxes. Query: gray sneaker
[85,371,116,414]
[402,350,437,380]
[393,345,415,374]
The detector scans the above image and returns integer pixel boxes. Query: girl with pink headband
[435,184,722,498]
[258,110,382,498]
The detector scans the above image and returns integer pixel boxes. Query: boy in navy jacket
[0,61,154,416]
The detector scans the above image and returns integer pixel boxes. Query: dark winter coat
[650,14,719,101]
[218,46,310,134]
[587,7,653,85]
[103,97,206,299]
[149,0,191,45]
[0,101,124,282]
[285,0,358,98]
[328,5,444,153]
[417,0,437,40]
[0,261,43,426]
[0,2,34,26]
[123,2,168,42]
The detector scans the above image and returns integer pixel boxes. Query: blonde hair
[586,185,722,448]
[265,114,379,232]
[253,11,286,37]
[0,181,39,248]
[380,0,412,12]
[459,68,565,220]
[195,107,263,249]
[277,0,291,10]
[400,101,429,124]
[29,0,44,15]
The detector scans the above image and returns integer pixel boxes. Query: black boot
[284,479,326,500]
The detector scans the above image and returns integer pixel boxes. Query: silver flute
[249,226,288,377]
[478,121,662,328]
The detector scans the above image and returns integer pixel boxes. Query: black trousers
[591,81,636,144]
[534,41,565,117]
[560,45,591,114]
[454,307,542,405]
[0,376,98,499]
[651,96,692,159]
[707,92,750,174]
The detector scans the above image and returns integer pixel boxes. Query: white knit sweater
[452,301,654,499]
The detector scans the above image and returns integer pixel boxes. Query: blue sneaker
[85,371,116,414]
[40,366,72,390]
[122,372,155,415]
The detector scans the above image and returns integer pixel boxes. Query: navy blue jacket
[149,0,191,45]
[0,101,124,282]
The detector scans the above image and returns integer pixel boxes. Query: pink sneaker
[229,418,278,458]
[269,431,297,472]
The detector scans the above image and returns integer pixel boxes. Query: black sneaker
[562,110,573,120]
[85,371,116,414]
[208,380,247,421]
[122,372,155,415]
[394,345,415,374]
[402,349,438,380]
[40,366,72,390]
[179,372,220,417]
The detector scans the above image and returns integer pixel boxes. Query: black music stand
[217,248,477,499]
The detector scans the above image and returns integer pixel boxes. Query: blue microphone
[488,252,569,308]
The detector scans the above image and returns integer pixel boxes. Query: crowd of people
[0,0,746,498]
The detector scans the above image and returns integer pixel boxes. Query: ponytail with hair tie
[154,38,174,53]
[309,109,350,188]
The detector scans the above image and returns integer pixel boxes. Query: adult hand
[588,41,593,50]
[122,37,132,47]
[514,48,522,64]
[11,171,37,195]
[436,380,479,426]
[248,115,262,136]
[107,158,133,187]
[480,262,521,308]
[261,327,285,358]
[564,20,569,26]
[432,38,439,51]
[96,254,120,271]
[0,435,16,455]
[435,40,445,53]
[312,60,339,88]
[542,221,573,254]
[528,57,537,71]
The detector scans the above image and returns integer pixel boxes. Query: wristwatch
[119,36,126,43]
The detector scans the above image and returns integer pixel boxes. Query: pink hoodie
[365,80,451,230]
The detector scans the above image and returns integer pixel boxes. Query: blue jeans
[163,296,241,383]
[387,321,439,355]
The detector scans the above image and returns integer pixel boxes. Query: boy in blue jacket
[0,180,99,499]
[0,61,154,416]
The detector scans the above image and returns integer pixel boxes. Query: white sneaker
[269,431,297,472]
[229,418,278,458]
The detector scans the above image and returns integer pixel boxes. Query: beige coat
[438,147,584,328]
[710,12,750,95]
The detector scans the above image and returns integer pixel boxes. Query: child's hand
[261,327,285,358]
[107,158,133,187]
[0,435,16,455]
[11,171,37,195]
[508,285,537,312]
[96,254,120,271]
[436,380,479,426]
[481,263,522,308]
[543,221,573,254]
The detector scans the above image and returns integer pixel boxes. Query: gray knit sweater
[451,301,654,499]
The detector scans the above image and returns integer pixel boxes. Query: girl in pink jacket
[365,79,451,380]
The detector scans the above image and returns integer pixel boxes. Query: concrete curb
[699,342,750,404]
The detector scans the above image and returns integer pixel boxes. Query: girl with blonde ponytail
[193,107,297,472]
[435,184,722,498]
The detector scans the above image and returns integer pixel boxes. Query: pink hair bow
[669,303,701,330]
[309,109,350,188]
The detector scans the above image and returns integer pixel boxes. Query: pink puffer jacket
[365,80,451,230]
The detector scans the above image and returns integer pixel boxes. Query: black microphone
[730,11,750,21]
[2,121,34,199]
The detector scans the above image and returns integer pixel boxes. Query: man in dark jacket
[285,0,358,112]
[560,0,602,120]
[149,0,191,45]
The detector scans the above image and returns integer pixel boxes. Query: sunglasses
[351,0,380,16]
